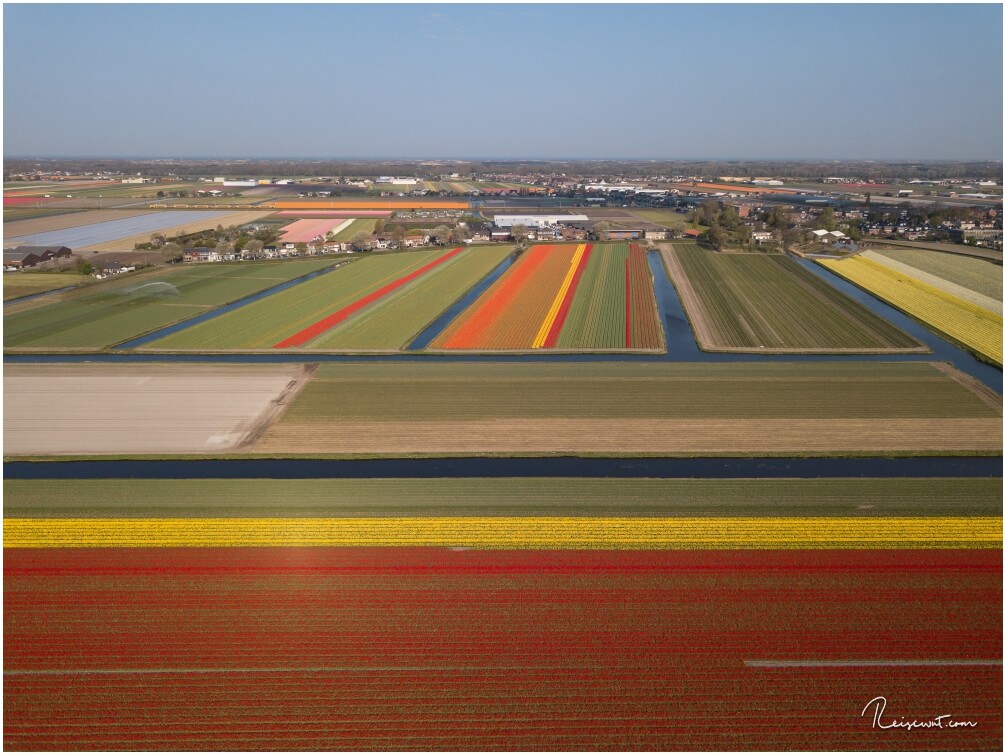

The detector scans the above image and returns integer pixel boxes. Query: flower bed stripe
[531,244,592,349]
[625,258,632,347]
[5,516,1001,549]
[437,246,551,349]
[273,247,465,348]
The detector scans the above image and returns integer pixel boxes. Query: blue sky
[3,3,1002,159]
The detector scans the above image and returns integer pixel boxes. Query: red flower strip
[543,245,592,348]
[273,247,464,348]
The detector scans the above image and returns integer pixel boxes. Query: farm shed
[3,245,73,268]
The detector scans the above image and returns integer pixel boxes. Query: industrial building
[492,215,589,229]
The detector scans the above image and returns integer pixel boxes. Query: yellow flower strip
[4,517,1001,549]
[531,244,588,349]
[820,256,1003,365]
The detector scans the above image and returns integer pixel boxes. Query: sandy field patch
[4,364,309,455]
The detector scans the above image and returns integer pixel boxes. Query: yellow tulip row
[4,517,1001,549]
[820,256,1002,365]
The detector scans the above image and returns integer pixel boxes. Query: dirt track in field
[4,364,309,455]
[253,417,1002,455]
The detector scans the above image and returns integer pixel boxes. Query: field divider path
[274,247,465,348]
[533,244,590,349]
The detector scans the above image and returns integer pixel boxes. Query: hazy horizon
[4,3,1003,161]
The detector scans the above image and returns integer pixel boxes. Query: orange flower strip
[437,246,552,349]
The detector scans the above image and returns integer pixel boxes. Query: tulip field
[146,246,510,351]
[252,360,1003,456]
[820,254,1004,366]
[4,476,1001,750]
[432,243,664,351]
[662,243,924,353]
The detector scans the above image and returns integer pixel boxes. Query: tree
[245,239,264,259]
[664,218,686,239]
[149,233,166,248]
[449,224,467,243]
[591,221,609,241]
[351,232,371,252]
[696,199,719,226]
[699,224,727,251]
[815,207,837,231]
[510,223,530,243]
[764,206,789,231]
[160,242,182,263]
[294,242,308,256]
[373,219,386,235]
[216,240,235,258]
[431,225,452,244]
[391,225,408,249]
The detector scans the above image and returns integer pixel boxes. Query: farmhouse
[684,229,703,239]
[751,231,774,244]
[3,246,73,269]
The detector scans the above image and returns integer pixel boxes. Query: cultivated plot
[148,246,509,351]
[433,243,663,351]
[820,255,1003,366]
[277,218,355,243]
[5,210,233,249]
[663,243,925,353]
[3,272,90,301]
[4,258,335,349]
[867,247,1003,303]
[3,209,158,238]
[253,361,1002,456]
[4,542,999,749]
[3,363,308,455]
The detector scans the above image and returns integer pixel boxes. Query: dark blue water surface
[4,456,1001,480]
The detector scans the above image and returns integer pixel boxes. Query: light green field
[4,259,335,349]
[3,272,91,301]
[332,218,377,241]
[313,245,514,350]
[148,248,453,349]
[556,243,627,349]
[871,247,1003,301]
[5,477,999,519]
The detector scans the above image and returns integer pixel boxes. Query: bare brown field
[253,417,1002,455]
[3,209,157,238]
[4,364,309,455]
